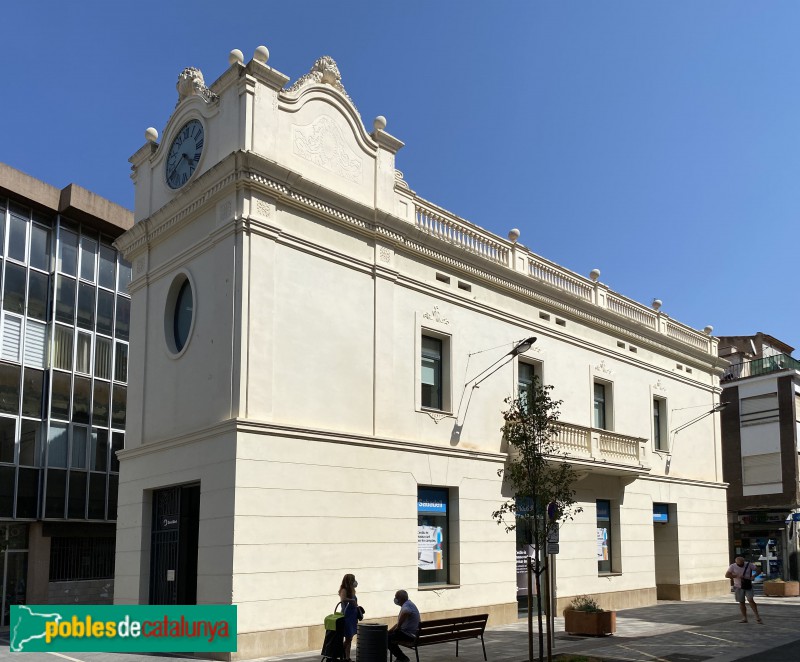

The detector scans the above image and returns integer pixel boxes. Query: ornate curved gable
[277,56,377,203]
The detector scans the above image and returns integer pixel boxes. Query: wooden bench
[390,614,489,662]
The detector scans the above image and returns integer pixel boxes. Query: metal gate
[149,487,181,605]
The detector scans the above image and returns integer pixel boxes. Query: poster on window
[516,545,536,597]
[596,527,609,561]
[418,525,444,570]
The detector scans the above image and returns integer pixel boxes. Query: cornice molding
[120,153,721,372]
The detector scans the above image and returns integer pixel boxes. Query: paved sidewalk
[259,594,800,662]
[2,595,798,662]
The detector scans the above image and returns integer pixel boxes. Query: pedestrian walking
[725,556,763,624]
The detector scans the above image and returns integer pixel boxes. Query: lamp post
[451,337,537,439]
[664,401,728,474]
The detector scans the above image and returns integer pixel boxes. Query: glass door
[1,524,29,629]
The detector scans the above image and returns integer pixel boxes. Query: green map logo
[10,605,237,653]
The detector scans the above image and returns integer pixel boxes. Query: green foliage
[492,378,582,553]
[568,595,603,613]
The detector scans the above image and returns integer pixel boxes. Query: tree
[492,377,582,662]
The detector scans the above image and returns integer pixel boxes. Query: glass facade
[0,198,130,521]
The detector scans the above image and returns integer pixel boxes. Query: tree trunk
[527,555,534,662]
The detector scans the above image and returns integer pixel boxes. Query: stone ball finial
[254,45,270,64]
[229,49,244,66]
[508,228,520,243]
[589,268,601,282]
[373,116,387,132]
[652,298,662,311]
[145,127,158,143]
[703,325,714,335]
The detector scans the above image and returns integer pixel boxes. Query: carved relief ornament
[176,67,219,104]
[292,115,362,183]
[423,306,450,325]
[594,360,613,375]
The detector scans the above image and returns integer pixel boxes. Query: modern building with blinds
[114,49,730,660]
[0,164,132,629]
[718,333,800,582]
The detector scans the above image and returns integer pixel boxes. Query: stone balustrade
[411,195,715,356]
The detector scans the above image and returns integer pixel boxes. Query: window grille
[49,536,115,581]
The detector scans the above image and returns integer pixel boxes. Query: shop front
[732,511,797,581]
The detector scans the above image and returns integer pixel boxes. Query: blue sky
[3,1,799,351]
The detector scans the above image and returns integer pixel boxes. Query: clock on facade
[166,119,204,189]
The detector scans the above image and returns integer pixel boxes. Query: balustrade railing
[597,431,640,462]
[607,293,658,329]
[528,257,593,301]
[409,193,713,355]
[415,201,509,265]
[722,353,800,381]
[552,422,592,456]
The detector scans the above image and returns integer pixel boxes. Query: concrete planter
[763,581,800,597]
[563,609,616,636]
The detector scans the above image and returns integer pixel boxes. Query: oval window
[173,279,193,352]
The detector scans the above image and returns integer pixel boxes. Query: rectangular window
[1,313,22,362]
[23,319,47,368]
[653,398,667,451]
[95,336,112,380]
[77,282,95,330]
[0,362,21,415]
[418,487,450,586]
[593,381,611,430]
[115,295,130,340]
[21,368,44,417]
[98,245,116,290]
[45,468,67,518]
[68,470,87,519]
[8,211,28,262]
[93,381,110,427]
[0,416,15,463]
[111,385,126,428]
[3,263,26,314]
[596,499,612,573]
[518,361,541,412]
[90,428,108,472]
[421,335,443,410]
[55,275,76,324]
[27,270,49,321]
[58,228,78,276]
[71,425,88,469]
[47,423,69,468]
[72,376,91,424]
[96,289,114,336]
[114,342,128,383]
[80,237,97,282]
[19,420,42,466]
[76,332,91,375]
[30,223,51,271]
[50,371,71,421]
[53,325,74,371]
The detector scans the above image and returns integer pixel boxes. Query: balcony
[546,421,650,476]
[722,353,800,382]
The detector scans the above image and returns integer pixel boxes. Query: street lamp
[664,401,728,474]
[452,337,537,437]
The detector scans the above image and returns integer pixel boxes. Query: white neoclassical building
[113,47,730,660]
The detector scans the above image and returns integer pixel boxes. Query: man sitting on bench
[388,590,420,662]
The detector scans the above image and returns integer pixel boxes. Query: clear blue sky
[3,1,799,351]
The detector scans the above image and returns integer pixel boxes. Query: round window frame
[164,270,196,359]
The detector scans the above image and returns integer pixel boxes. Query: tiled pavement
[2,595,799,662]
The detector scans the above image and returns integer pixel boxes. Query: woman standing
[339,574,359,661]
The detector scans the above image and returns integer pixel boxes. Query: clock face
[166,119,204,189]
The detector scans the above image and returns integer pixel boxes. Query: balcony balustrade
[722,353,800,382]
